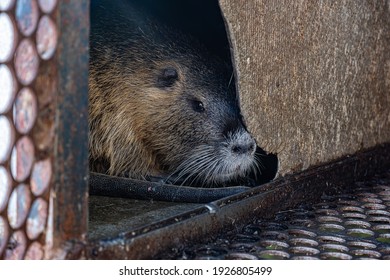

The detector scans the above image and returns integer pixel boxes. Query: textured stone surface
[219,0,390,175]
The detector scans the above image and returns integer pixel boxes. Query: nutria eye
[156,67,178,88]
[191,100,205,113]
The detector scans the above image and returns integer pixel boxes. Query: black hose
[89,172,250,203]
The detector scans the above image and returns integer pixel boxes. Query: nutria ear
[156,67,179,88]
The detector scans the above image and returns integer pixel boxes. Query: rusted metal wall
[49,0,89,259]
[0,0,89,260]
[219,0,390,175]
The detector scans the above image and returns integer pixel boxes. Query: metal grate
[158,171,390,260]
[0,0,58,260]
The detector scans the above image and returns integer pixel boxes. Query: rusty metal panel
[0,0,89,260]
[49,0,89,259]
[218,0,390,175]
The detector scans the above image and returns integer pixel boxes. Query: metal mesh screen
[158,171,390,260]
[0,0,58,260]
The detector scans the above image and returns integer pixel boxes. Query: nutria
[89,0,260,187]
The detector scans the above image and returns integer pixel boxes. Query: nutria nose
[231,141,256,155]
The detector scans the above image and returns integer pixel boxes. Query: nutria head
[140,58,259,185]
[89,1,260,186]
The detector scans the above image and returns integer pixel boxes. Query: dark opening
[90,0,278,189]
[127,0,232,62]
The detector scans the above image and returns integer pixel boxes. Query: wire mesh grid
[158,171,390,260]
[0,0,58,260]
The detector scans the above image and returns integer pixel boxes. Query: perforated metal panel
[158,171,390,260]
[0,0,58,260]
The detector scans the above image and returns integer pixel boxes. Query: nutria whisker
[167,146,216,186]
[228,71,234,89]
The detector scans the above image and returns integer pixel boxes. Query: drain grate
[158,171,390,260]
